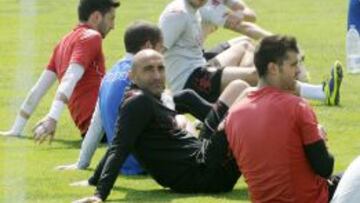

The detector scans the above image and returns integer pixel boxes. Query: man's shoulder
[63,26,101,42]
[161,0,188,17]
[111,58,132,73]
[281,92,307,105]
[80,29,102,41]
[123,89,154,107]
[102,59,131,81]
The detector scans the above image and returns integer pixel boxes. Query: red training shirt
[47,24,105,134]
[225,87,328,203]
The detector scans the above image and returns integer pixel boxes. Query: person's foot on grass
[323,60,343,106]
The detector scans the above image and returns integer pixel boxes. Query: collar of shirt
[74,23,96,31]
[124,53,134,61]
[129,84,162,100]
[249,86,284,98]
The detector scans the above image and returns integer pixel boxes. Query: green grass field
[0,0,357,202]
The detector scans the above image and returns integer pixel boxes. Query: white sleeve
[21,70,57,114]
[159,11,187,49]
[9,70,56,135]
[47,63,85,121]
[77,101,104,169]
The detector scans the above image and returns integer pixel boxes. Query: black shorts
[169,101,240,194]
[170,130,240,193]
[183,67,223,103]
[203,41,231,61]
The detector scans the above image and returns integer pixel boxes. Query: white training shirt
[331,156,360,203]
[159,0,206,93]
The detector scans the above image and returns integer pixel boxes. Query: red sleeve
[70,32,102,70]
[296,100,323,145]
[46,45,58,73]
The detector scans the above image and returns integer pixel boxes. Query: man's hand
[0,130,20,137]
[33,116,57,145]
[72,196,102,203]
[318,124,328,141]
[175,115,197,135]
[55,163,79,171]
[225,12,243,29]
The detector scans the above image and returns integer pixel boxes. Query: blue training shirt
[99,54,145,175]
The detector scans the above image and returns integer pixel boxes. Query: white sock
[10,114,28,136]
[298,82,326,101]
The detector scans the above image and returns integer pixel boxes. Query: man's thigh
[183,67,223,103]
[203,41,231,62]
[201,131,240,192]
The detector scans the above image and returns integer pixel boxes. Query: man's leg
[220,66,258,90]
[328,173,343,201]
[192,130,240,193]
[296,61,343,106]
[183,68,223,103]
[203,41,231,62]
[174,89,213,121]
[230,0,257,22]
[88,150,110,186]
[225,19,272,40]
[214,39,255,67]
[199,80,249,139]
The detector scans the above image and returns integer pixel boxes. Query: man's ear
[144,40,152,49]
[267,62,278,76]
[128,70,134,81]
[89,11,102,24]
[129,69,136,82]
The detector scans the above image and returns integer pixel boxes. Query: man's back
[225,87,328,203]
[98,55,145,175]
[47,24,105,133]
[99,56,132,141]
[159,0,206,93]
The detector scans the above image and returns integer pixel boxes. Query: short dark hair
[78,0,120,22]
[124,21,162,54]
[254,35,299,77]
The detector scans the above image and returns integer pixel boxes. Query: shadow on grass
[310,102,345,108]
[108,185,248,202]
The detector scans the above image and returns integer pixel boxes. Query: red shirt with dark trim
[225,87,328,203]
[47,24,105,134]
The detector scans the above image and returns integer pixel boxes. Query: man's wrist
[47,100,65,121]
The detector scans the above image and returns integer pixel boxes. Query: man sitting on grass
[225,35,342,203]
[56,21,164,175]
[72,49,249,203]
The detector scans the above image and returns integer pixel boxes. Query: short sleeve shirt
[225,87,328,203]
[47,24,105,134]
[159,0,206,93]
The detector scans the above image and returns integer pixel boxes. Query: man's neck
[184,0,198,13]
[257,78,281,90]
[131,84,162,100]
[79,21,97,31]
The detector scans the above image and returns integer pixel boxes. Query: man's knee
[224,14,243,30]
[245,68,259,86]
[242,9,257,22]
[227,79,250,92]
